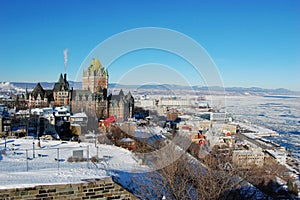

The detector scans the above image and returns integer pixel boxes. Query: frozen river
[212,95,300,160]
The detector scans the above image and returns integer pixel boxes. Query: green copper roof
[103,69,108,76]
[83,58,108,76]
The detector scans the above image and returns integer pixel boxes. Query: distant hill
[11,81,82,90]
[109,84,299,95]
[2,82,299,96]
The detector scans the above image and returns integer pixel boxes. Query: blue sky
[0,0,299,90]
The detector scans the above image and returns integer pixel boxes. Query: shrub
[67,156,87,162]
[91,156,98,163]
[67,157,74,162]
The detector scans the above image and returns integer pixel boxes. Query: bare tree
[242,156,291,198]
[157,154,196,199]
[194,156,256,200]
[132,142,259,200]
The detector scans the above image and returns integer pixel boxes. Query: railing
[1,139,99,172]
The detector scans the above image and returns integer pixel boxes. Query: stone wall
[0,177,137,200]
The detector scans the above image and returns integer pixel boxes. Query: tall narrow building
[52,73,72,107]
[82,58,108,93]
[73,58,108,119]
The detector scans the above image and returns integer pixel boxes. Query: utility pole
[4,133,7,149]
[87,145,89,169]
[96,146,99,161]
[26,149,29,171]
[57,148,60,171]
[32,140,35,158]
[94,130,97,148]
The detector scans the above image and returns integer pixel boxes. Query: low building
[27,73,72,109]
[70,112,88,133]
[265,149,287,165]
[166,108,178,121]
[108,90,134,122]
[158,97,191,107]
[210,112,232,122]
[119,137,136,150]
[40,107,56,135]
[232,148,264,168]
[119,122,136,136]
[134,99,154,108]
[0,105,11,135]
[219,133,234,147]
[212,123,237,134]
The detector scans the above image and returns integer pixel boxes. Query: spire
[83,58,104,76]
[126,91,132,100]
[58,73,64,83]
[119,89,124,97]
[32,82,45,98]
[24,88,28,100]
[53,73,69,92]
[92,58,102,69]
[103,68,108,76]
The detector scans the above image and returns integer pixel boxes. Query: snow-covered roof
[31,108,43,115]
[120,138,134,143]
[71,112,87,118]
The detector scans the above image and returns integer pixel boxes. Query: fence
[1,138,107,173]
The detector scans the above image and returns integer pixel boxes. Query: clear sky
[0,0,299,90]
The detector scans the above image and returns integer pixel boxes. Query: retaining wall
[0,177,138,200]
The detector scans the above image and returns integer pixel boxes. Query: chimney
[64,73,67,82]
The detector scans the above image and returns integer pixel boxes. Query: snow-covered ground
[0,82,25,93]
[0,138,146,189]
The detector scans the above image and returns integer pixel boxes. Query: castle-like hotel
[27,58,134,122]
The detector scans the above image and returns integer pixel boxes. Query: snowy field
[0,138,145,189]
[211,95,300,160]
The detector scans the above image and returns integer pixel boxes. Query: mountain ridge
[1,82,298,95]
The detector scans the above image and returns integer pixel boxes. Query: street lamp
[32,140,35,158]
[94,130,97,148]
[4,133,7,149]
[4,126,8,149]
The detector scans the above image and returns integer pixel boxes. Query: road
[236,133,273,150]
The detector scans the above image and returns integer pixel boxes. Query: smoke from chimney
[63,48,68,71]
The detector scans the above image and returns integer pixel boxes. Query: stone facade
[0,177,137,200]
[24,58,134,122]
[72,58,134,121]
[52,74,72,107]
[27,74,72,109]
[82,58,108,93]
[232,148,264,168]
[72,58,108,119]
[108,90,134,122]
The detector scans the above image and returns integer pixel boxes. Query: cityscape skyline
[0,1,300,196]
[0,0,299,90]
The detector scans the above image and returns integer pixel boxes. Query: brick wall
[0,177,138,200]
